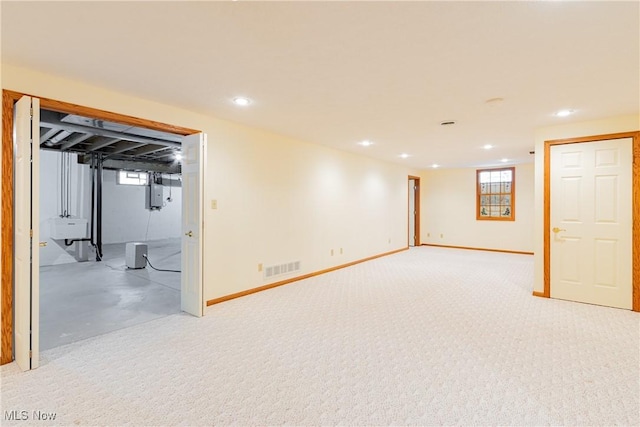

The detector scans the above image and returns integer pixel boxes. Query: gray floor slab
[40,238,181,351]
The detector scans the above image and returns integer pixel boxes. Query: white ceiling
[2,1,638,169]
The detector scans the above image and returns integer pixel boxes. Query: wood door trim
[1,90,201,365]
[543,131,640,312]
[409,175,420,246]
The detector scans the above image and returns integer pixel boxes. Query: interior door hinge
[29,350,32,358]
[30,229,33,238]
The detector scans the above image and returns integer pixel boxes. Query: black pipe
[90,153,95,245]
[96,154,103,261]
[64,238,92,247]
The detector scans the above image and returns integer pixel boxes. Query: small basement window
[477,167,515,221]
[117,171,149,186]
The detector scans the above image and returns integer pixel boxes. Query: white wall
[532,114,639,293]
[101,170,181,244]
[2,64,416,301]
[39,150,90,266]
[420,163,535,253]
[38,150,182,266]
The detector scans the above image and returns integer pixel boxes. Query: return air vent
[264,261,301,279]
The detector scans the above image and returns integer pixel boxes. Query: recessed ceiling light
[555,109,574,117]
[483,144,493,150]
[358,140,373,147]
[232,97,252,106]
[399,153,410,159]
[432,164,440,168]
[501,158,509,163]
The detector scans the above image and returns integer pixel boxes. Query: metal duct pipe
[48,130,71,145]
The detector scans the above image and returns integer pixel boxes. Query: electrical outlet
[388,238,391,243]
[340,248,343,255]
[427,233,430,237]
[331,249,334,256]
[440,233,443,238]
[211,199,218,209]
[258,263,263,272]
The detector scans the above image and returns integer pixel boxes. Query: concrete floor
[40,238,181,350]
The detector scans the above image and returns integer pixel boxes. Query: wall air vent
[264,261,301,279]
[440,120,456,126]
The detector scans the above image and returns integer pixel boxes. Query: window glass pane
[117,171,148,186]
[477,167,514,221]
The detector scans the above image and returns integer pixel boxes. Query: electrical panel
[146,183,163,210]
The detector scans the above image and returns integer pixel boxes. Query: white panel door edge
[14,95,40,370]
[181,133,205,317]
[550,138,633,309]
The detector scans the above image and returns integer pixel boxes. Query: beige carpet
[1,246,639,426]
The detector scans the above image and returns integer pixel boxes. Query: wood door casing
[540,131,640,312]
[1,89,199,365]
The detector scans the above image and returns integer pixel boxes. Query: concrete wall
[38,150,182,266]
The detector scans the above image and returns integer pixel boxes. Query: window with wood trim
[477,167,515,221]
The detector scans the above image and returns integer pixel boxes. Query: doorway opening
[408,176,421,247]
[2,90,204,367]
[38,108,185,350]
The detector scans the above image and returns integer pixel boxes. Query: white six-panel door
[181,133,205,317]
[14,96,40,370]
[550,138,633,309]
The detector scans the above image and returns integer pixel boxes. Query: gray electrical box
[146,183,163,209]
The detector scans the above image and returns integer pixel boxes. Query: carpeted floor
[1,246,638,426]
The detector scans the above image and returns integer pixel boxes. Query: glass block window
[477,167,515,221]
[117,171,148,186]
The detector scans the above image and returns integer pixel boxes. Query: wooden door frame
[1,89,200,364]
[538,131,640,312]
[408,175,421,247]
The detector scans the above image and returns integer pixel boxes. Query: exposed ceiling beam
[127,145,172,156]
[85,137,121,152]
[40,110,181,148]
[106,141,145,156]
[78,155,181,174]
[60,133,93,150]
[39,128,60,144]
